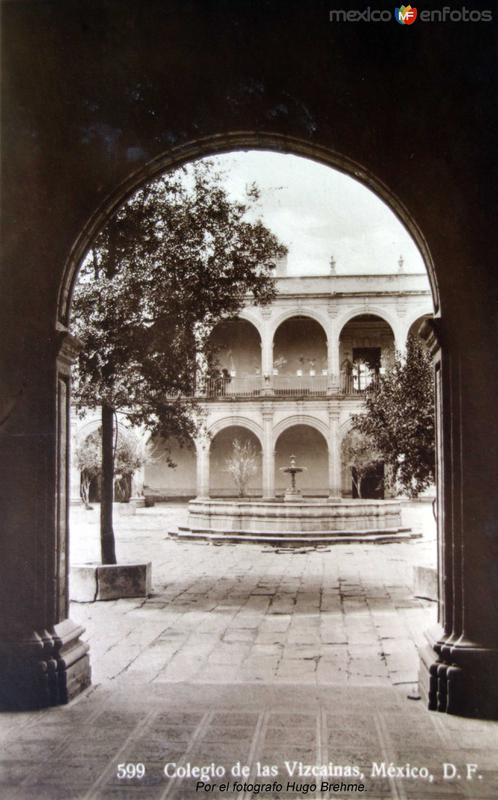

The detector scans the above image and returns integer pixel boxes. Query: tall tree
[351,334,435,498]
[71,160,286,562]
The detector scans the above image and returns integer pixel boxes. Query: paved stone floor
[69,503,437,688]
[2,502,497,798]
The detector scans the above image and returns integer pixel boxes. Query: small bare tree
[225,438,258,497]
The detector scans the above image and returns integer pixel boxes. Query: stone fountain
[169,455,420,545]
[280,454,306,502]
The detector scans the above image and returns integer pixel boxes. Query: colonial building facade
[71,267,433,504]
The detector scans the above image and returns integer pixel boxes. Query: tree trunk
[81,471,91,509]
[100,402,117,564]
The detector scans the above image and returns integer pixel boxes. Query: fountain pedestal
[284,488,302,502]
[282,455,305,503]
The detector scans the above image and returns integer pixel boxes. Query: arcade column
[260,322,274,394]
[262,404,275,499]
[327,402,342,499]
[195,436,211,499]
[327,330,341,393]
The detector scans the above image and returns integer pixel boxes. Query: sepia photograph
[1,1,497,798]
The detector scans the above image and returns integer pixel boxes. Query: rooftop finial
[398,254,405,273]
[330,255,336,275]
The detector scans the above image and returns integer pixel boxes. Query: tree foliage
[71,160,285,443]
[225,439,259,497]
[70,159,285,562]
[74,428,149,507]
[342,430,383,498]
[351,334,435,498]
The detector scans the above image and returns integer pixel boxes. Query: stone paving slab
[68,503,437,690]
[1,684,498,799]
[4,503,496,798]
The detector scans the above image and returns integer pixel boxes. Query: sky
[198,150,426,276]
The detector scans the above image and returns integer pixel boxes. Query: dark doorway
[352,347,381,391]
[352,462,385,499]
[352,347,381,370]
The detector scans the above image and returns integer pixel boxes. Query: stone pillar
[69,409,82,505]
[261,322,274,395]
[0,327,91,709]
[392,316,407,356]
[418,319,498,719]
[70,461,82,506]
[195,436,210,499]
[327,325,340,393]
[328,402,342,498]
[261,404,275,499]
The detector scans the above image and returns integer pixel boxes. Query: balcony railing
[341,372,381,395]
[205,374,328,397]
[205,376,263,397]
[272,374,328,396]
[201,371,382,398]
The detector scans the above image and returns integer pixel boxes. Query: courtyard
[1,503,498,799]
[69,502,437,688]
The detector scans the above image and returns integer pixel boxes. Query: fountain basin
[184,497,404,533]
[169,497,421,545]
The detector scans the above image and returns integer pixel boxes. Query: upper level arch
[407,313,433,348]
[272,315,329,381]
[236,308,264,338]
[336,305,399,339]
[208,317,262,378]
[270,308,330,341]
[406,310,433,335]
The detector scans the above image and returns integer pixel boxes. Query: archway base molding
[0,621,90,711]
[419,627,498,720]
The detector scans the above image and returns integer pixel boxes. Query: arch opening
[207,318,262,397]
[272,316,328,395]
[64,139,439,713]
[339,314,395,394]
[407,314,432,349]
[209,425,262,498]
[275,425,329,498]
[145,435,197,501]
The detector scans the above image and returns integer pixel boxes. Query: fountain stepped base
[169,526,421,545]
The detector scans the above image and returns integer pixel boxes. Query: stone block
[413,565,438,602]
[71,563,152,602]
[117,502,136,515]
[131,497,146,509]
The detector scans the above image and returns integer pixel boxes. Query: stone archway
[338,313,396,394]
[207,318,262,397]
[209,425,262,498]
[274,424,329,497]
